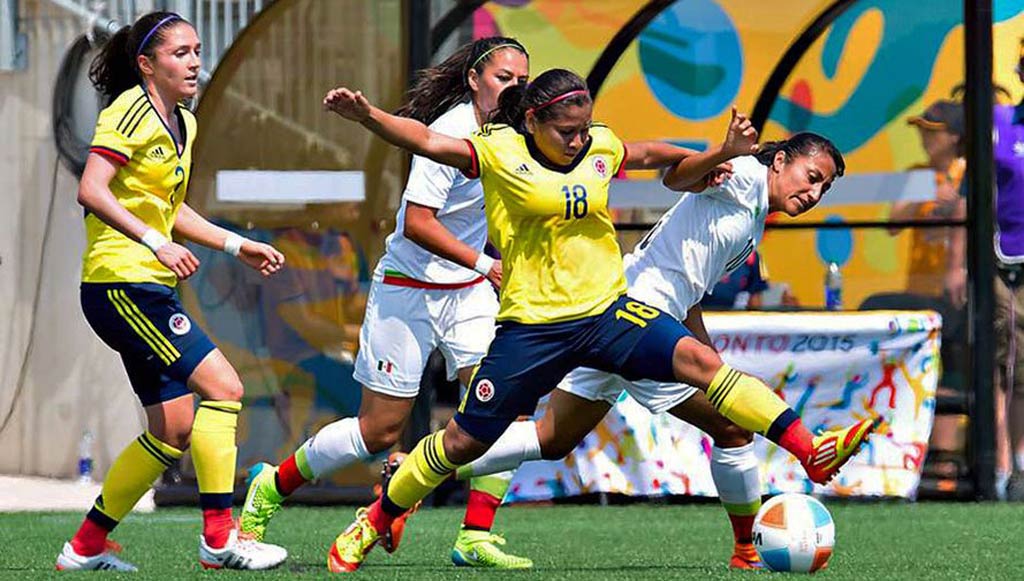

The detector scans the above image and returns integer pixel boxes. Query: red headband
[526,89,589,116]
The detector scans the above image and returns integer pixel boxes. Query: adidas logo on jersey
[148,146,167,160]
[514,163,531,175]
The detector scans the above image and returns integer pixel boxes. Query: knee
[538,432,577,461]
[672,340,723,383]
[710,422,754,449]
[360,419,404,454]
[149,425,191,451]
[442,420,487,465]
[208,379,244,403]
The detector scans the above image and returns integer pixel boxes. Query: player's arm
[173,203,284,277]
[622,141,698,171]
[683,303,714,348]
[663,106,759,191]
[405,202,502,288]
[77,153,199,280]
[323,87,473,173]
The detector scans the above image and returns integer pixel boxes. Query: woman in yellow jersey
[57,12,287,572]
[322,69,877,571]
[239,37,537,569]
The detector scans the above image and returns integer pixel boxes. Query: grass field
[4,502,1020,579]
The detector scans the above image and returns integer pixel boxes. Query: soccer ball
[752,493,835,573]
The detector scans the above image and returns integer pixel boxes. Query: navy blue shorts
[454,295,691,443]
[81,282,216,406]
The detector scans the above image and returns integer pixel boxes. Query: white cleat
[56,541,138,571]
[199,529,288,570]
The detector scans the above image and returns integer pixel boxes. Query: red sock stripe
[367,499,395,536]
[462,489,502,531]
[202,508,233,549]
[276,455,308,496]
[728,513,756,544]
[70,516,110,557]
[779,418,814,463]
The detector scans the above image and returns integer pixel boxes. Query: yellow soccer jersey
[466,123,628,323]
[83,85,195,286]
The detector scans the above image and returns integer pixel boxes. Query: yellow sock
[706,364,791,436]
[385,431,457,511]
[191,400,241,509]
[91,432,182,525]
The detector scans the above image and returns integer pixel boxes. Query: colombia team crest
[475,379,495,402]
[168,313,191,335]
[592,155,608,178]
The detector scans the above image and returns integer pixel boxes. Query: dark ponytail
[395,36,528,125]
[755,132,846,178]
[490,68,590,132]
[89,11,189,103]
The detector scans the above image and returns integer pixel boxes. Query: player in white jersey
[454,112,847,569]
[240,37,536,569]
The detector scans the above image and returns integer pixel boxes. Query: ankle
[202,508,233,549]
[70,517,110,557]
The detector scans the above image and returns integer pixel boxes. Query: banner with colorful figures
[506,311,941,502]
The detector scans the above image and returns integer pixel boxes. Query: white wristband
[140,229,168,253]
[473,253,495,276]
[224,233,246,257]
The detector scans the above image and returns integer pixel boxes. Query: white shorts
[353,278,498,398]
[556,366,698,414]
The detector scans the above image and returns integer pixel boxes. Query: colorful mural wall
[472,0,1024,307]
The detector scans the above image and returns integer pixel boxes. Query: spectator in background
[948,41,1024,500]
[991,42,1024,500]
[891,100,965,297]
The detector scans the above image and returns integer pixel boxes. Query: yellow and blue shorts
[81,282,216,406]
[454,295,691,443]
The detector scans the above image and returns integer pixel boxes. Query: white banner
[507,311,941,502]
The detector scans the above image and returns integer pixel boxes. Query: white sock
[710,443,761,506]
[302,417,371,479]
[456,421,542,480]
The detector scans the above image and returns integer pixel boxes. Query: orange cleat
[803,417,881,484]
[728,542,763,570]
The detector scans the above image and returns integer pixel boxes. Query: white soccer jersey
[624,155,770,319]
[377,101,486,284]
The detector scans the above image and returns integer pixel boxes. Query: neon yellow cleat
[450,528,533,569]
[239,463,284,542]
[327,508,380,573]
[804,417,881,484]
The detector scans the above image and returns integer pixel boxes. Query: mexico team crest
[168,313,191,335]
[592,156,608,178]
[475,379,495,402]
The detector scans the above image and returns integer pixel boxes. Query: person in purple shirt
[949,40,1024,499]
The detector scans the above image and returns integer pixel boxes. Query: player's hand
[238,241,286,277]
[722,106,759,157]
[486,259,503,289]
[944,267,967,308]
[685,162,733,193]
[323,88,372,122]
[155,242,200,281]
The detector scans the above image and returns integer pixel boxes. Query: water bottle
[824,262,843,311]
[77,430,94,484]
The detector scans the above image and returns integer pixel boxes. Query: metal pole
[407,0,431,86]
[965,0,997,501]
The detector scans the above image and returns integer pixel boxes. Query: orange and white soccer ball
[752,493,835,573]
